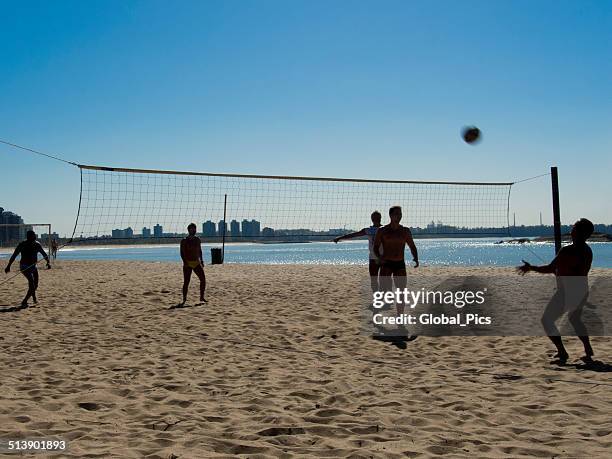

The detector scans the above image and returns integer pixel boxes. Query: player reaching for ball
[516,218,595,364]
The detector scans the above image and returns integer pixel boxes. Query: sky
[1,0,611,236]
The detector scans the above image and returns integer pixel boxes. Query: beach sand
[1,261,611,458]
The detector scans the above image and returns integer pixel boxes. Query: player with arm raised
[179,223,206,306]
[334,211,383,291]
[4,230,51,307]
[517,218,594,364]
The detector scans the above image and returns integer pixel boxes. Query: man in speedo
[179,223,206,305]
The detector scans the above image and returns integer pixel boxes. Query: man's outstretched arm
[517,256,557,275]
[4,244,22,273]
[334,229,366,243]
[406,230,419,267]
[37,243,51,267]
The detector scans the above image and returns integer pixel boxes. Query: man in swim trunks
[373,206,419,315]
[334,211,383,291]
[4,230,51,307]
[517,218,595,364]
[179,223,206,305]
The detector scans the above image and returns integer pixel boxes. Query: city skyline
[4,202,612,244]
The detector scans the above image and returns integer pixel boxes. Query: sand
[1,260,611,458]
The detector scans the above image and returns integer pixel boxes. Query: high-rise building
[202,220,216,237]
[125,227,134,238]
[218,220,227,237]
[241,219,251,238]
[251,219,261,237]
[153,224,163,238]
[142,227,152,238]
[0,207,24,244]
[230,219,240,238]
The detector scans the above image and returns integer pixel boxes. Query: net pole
[222,193,227,262]
[551,166,562,254]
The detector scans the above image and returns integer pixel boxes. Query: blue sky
[1,0,611,236]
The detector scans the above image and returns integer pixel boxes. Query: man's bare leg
[181,266,192,305]
[368,260,380,293]
[569,308,594,362]
[32,269,39,304]
[542,292,569,363]
[394,269,407,315]
[194,265,207,302]
[21,269,35,307]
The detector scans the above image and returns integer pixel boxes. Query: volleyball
[462,126,481,144]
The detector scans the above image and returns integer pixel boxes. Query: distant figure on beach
[4,230,51,307]
[334,211,383,291]
[373,206,419,315]
[179,223,206,305]
[50,238,58,260]
[517,218,595,364]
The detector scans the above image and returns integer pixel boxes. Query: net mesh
[72,166,512,242]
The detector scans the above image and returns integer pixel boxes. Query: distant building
[230,219,240,238]
[142,227,152,238]
[202,220,216,237]
[0,207,25,244]
[39,232,60,241]
[218,220,227,237]
[251,219,261,237]
[153,224,163,238]
[262,227,275,238]
[240,219,261,238]
[111,227,134,238]
[241,219,251,237]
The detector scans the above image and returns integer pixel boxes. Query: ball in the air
[462,126,481,144]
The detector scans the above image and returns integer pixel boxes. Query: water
[4,238,611,268]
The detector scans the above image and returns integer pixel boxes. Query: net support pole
[551,166,562,254]
[222,194,227,262]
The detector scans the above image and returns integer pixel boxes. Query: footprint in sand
[78,402,101,411]
[257,427,306,436]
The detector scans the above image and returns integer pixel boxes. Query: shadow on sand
[168,301,207,310]
[371,334,418,350]
[0,303,30,313]
[569,360,612,373]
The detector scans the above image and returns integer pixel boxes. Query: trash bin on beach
[211,248,224,265]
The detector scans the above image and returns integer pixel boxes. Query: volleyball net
[70,164,513,243]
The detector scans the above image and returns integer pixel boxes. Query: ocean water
[6,238,611,268]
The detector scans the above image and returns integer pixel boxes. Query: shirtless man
[179,223,206,305]
[334,211,383,291]
[517,218,594,364]
[373,206,419,315]
[50,238,58,260]
[4,230,51,307]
